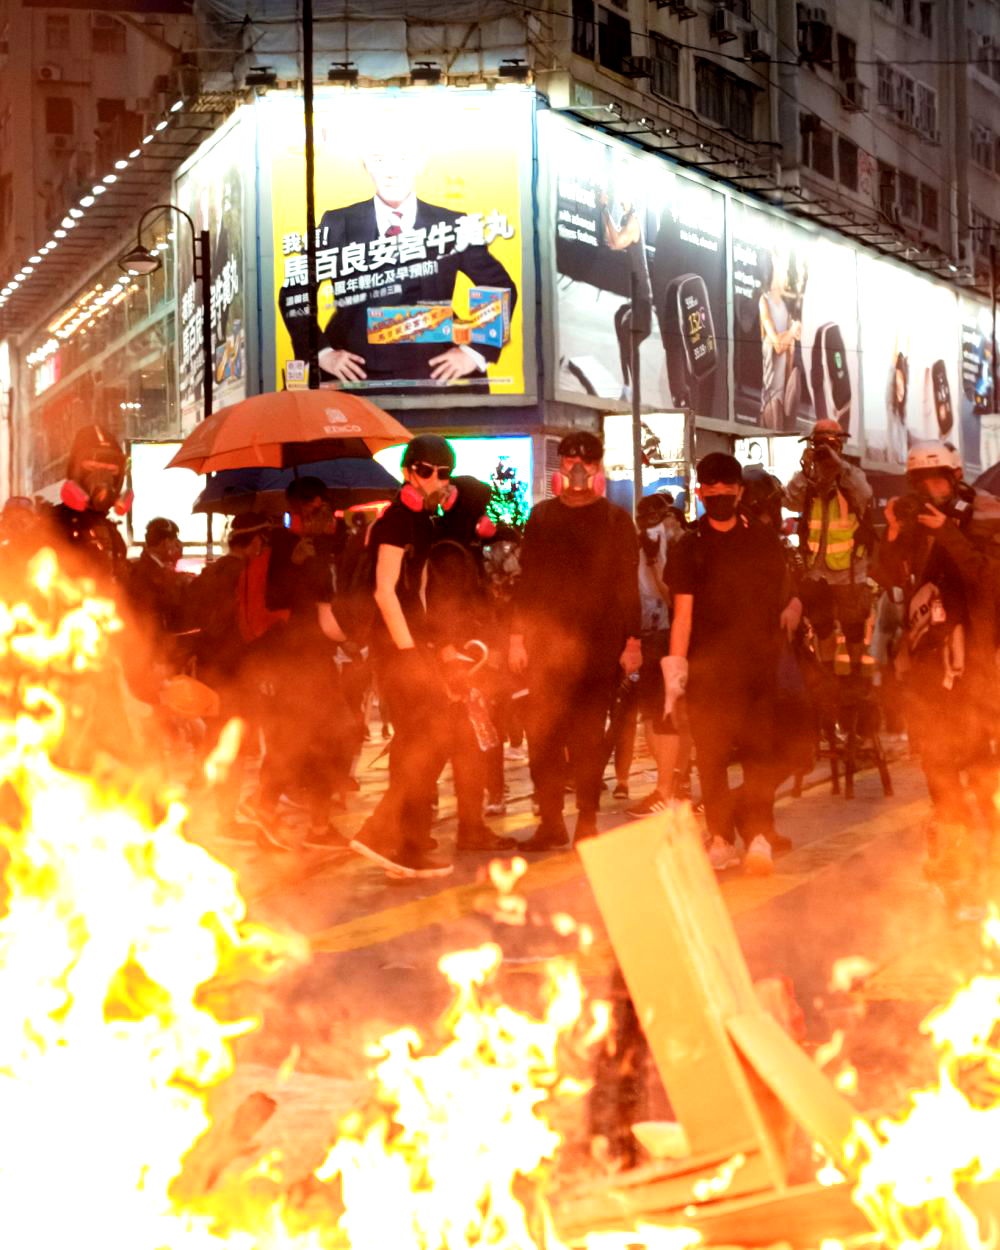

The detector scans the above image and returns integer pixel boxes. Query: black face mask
[702,495,739,522]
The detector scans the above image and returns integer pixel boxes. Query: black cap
[145,517,180,546]
[557,430,604,462]
[637,493,670,525]
[697,452,742,486]
[401,433,456,470]
[285,476,328,506]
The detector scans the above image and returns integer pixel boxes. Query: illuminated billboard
[263,87,532,402]
[374,435,533,524]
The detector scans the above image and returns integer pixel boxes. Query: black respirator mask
[702,495,739,522]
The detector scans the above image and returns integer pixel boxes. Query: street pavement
[194,736,988,1120]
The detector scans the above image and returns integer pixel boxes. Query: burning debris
[2,548,1000,1250]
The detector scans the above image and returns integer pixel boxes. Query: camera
[892,493,926,526]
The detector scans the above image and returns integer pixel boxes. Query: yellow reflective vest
[807,490,859,572]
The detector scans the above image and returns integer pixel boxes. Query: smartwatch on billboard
[931,359,953,436]
[663,273,718,411]
[810,321,852,433]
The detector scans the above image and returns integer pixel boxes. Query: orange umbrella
[167,390,411,473]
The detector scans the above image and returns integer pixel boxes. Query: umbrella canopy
[974,462,1000,496]
[193,457,401,516]
[167,390,411,474]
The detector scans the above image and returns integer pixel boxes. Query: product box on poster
[366,287,512,349]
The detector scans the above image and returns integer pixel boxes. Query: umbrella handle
[460,639,489,677]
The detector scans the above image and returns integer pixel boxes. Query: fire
[847,907,1000,1249]
[0,550,692,1250]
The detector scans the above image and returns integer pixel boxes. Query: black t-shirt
[667,515,788,673]
[515,497,641,662]
[266,526,334,649]
[367,500,435,652]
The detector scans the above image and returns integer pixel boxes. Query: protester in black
[510,431,641,849]
[349,434,456,879]
[665,453,800,875]
[238,478,350,853]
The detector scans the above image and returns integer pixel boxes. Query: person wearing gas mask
[785,419,874,676]
[873,441,1000,887]
[510,431,641,850]
[349,434,460,878]
[665,453,801,875]
[47,424,130,582]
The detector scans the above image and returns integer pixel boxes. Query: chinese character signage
[542,113,729,422]
[266,87,531,400]
[175,113,249,427]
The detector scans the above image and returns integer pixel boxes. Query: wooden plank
[577,810,790,1190]
[726,1011,859,1167]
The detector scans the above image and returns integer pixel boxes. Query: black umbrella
[193,457,400,515]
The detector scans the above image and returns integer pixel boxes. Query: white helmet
[906,441,962,476]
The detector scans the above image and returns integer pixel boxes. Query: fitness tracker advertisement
[542,112,728,421]
[959,296,994,474]
[857,253,962,467]
[730,201,860,440]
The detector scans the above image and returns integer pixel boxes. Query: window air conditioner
[710,6,739,43]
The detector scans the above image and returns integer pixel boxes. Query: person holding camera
[785,419,874,675]
[874,441,1000,885]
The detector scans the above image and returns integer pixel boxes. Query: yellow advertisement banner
[266,87,529,399]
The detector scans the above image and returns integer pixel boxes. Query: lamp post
[119,203,213,421]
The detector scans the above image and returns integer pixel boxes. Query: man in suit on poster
[278,127,518,392]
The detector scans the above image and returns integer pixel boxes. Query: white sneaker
[707,836,741,872]
[744,835,774,877]
[505,744,528,762]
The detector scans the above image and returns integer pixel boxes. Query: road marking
[308,798,927,959]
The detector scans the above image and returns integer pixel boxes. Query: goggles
[411,462,453,481]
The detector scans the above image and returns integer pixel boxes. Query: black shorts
[638,629,672,731]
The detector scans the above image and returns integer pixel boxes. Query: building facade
[0,0,998,522]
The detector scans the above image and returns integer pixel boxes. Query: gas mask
[702,495,739,523]
[552,460,606,497]
[62,425,127,514]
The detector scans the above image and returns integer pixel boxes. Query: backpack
[237,549,289,644]
[333,538,379,645]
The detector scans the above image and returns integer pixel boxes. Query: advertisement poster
[959,296,994,474]
[267,88,530,400]
[857,254,961,467]
[546,115,728,421]
[175,114,249,428]
[731,200,860,440]
[602,410,689,513]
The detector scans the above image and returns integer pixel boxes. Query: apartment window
[901,0,914,25]
[91,13,126,55]
[838,136,858,191]
[695,59,756,139]
[650,34,680,103]
[919,1,933,37]
[972,123,994,169]
[920,183,938,231]
[572,0,594,59]
[45,14,70,51]
[44,96,74,136]
[0,172,11,241]
[837,33,856,81]
[878,163,897,216]
[899,172,918,219]
[801,114,834,180]
[597,6,632,75]
[876,60,894,109]
[915,83,937,138]
[895,72,916,127]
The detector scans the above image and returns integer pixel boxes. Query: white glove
[661,655,688,718]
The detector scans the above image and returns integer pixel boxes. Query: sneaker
[519,823,571,852]
[301,825,351,854]
[505,744,528,762]
[349,833,454,878]
[484,798,507,816]
[706,836,742,872]
[613,782,629,800]
[626,790,667,819]
[744,835,774,877]
[456,825,518,853]
[237,799,299,852]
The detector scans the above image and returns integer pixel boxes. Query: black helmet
[401,433,456,471]
[740,466,784,527]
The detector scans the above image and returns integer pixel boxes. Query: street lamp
[119,203,213,420]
